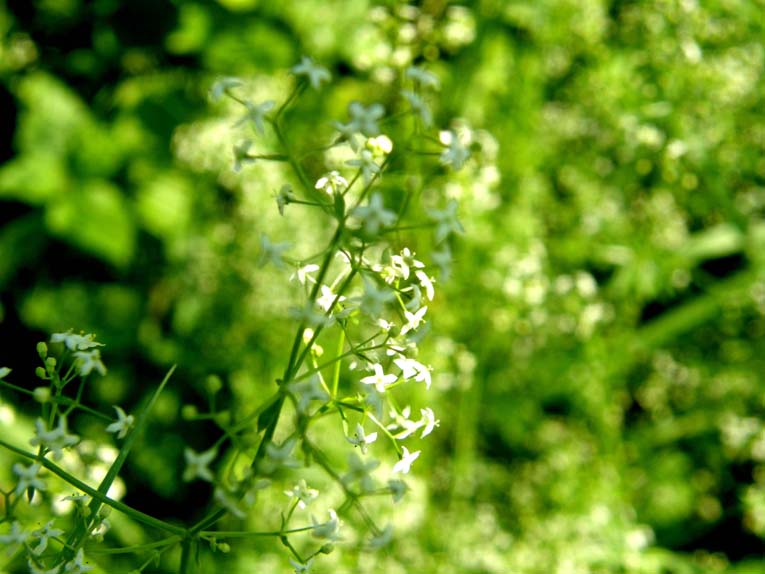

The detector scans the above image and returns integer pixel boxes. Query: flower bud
[37,342,48,359]
[33,387,51,403]
[181,404,198,420]
[319,543,335,554]
[35,366,48,380]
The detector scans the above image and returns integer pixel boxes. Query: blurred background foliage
[1,0,764,572]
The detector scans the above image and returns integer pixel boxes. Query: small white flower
[209,77,243,102]
[257,234,292,268]
[31,521,64,555]
[29,417,79,460]
[366,134,393,156]
[315,170,348,196]
[73,349,107,377]
[233,140,255,173]
[346,423,378,454]
[311,509,341,540]
[183,447,217,482]
[392,446,420,475]
[348,102,385,136]
[290,557,314,574]
[284,479,319,510]
[401,90,432,126]
[388,479,408,502]
[406,66,440,90]
[290,375,329,413]
[393,357,432,390]
[214,487,247,519]
[419,407,440,438]
[346,149,381,184]
[343,453,379,492]
[276,184,296,215]
[0,522,28,551]
[360,363,397,393]
[105,406,134,440]
[63,548,93,573]
[316,285,346,313]
[415,270,436,301]
[353,193,396,235]
[360,276,395,316]
[50,331,102,351]
[400,306,427,335]
[428,199,465,243]
[439,130,470,170]
[291,56,331,89]
[262,438,301,473]
[235,100,275,135]
[291,263,320,285]
[368,524,394,549]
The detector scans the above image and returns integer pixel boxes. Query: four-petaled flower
[353,193,396,236]
[401,306,427,335]
[346,149,381,184]
[393,357,432,390]
[347,102,384,136]
[276,184,295,215]
[233,140,255,173]
[73,349,107,377]
[428,199,465,243]
[419,407,440,438]
[50,331,102,351]
[257,234,292,268]
[291,56,331,90]
[316,285,346,313]
[315,171,348,196]
[406,66,440,90]
[63,548,93,573]
[346,423,378,455]
[284,479,319,510]
[439,130,470,170]
[31,521,64,555]
[290,558,314,574]
[0,521,28,550]
[183,447,218,482]
[29,417,79,460]
[392,446,420,475]
[105,406,135,439]
[235,100,275,135]
[210,77,243,102]
[311,509,341,540]
[360,363,397,393]
[401,90,432,126]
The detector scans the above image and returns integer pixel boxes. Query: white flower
[183,447,217,482]
[369,524,394,549]
[360,363,397,393]
[348,102,385,136]
[393,357,432,390]
[406,66,440,90]
[276,184,295,215]
[262,438,301,473]
[346,423,378,454]
[257,234,291,268]
[290,558,314,574]
[388,479,408,503]
[291,263,320,285]
[29,417,79,460]
[360,276,395,316]
[233,140,255,173]
[401,90,432,126]
[343,453,379,492]
[63,548,93,573]
[0,366,9,379]
[439,130,470,170]
[284,479,319,510]
[415,270,436,301]
[400,306,427,335]
[346,149,381,184]
[105,406,134,439]
[353,193,396,235]
[392,446,420,475]
[316,285,346,313]
[315,170,348,196]
[235,100,275,135]
[209,77,243,102]
[291,56,331,89]
[214,487,247,519]
[50,331,102,351]
[311,509,341,540]
[366,134,393,156]
[428,199,465,243]
[420,407,440,438]
[290,375,329,413]
[0,522,28,551]
[389,248,425,280]
[73,349,107,377]
[31,521,64,555]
